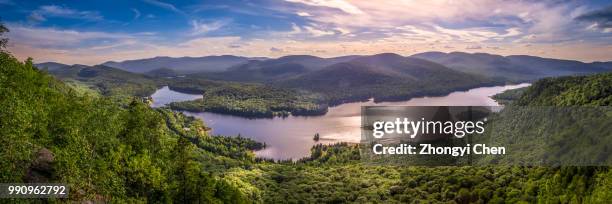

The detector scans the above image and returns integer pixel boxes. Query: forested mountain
[102,55,256,74]
[46,64,158,98]
[191,55,360,82]
[412,51,611,81]
[591,61,612,70]
[274,53,496,104]
[95,52,611,84]
[144,67,179,78]
[35,62,69,71]
[240,55,360,71]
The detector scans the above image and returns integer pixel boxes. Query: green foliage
[491,87,527,105]
[0,21,8,51]
[516,73,612,106]
[0,53,260,202]
[46,65,159,102]
[239,73,612,203]
[168,82,327,118]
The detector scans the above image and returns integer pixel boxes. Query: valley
[152,83,530,160]
[4,51,611,202]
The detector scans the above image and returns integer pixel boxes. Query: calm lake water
[150,83,530,160]
[150,86,203,108]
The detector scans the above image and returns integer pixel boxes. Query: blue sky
[1,0,612,64]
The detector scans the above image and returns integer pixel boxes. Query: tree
[0,20,8,52]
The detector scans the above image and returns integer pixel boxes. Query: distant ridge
[35,62,69,71]
[38,52,611,83]
[412,51,611,81]
[101,55,263,74]
[274,53,494,104]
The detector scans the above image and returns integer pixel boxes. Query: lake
[150,83,530,160]
[150,86,203,108]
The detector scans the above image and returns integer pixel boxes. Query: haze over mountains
[412,52,611,81]
[101,55,266,74]
[37,52,611,82]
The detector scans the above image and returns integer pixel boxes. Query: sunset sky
[1,0,612,65]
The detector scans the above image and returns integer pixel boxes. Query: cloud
[303,25,335,37]
[27,12,46,23]
[131,8,141,20]
[576,5,612,28]
[281,0,612,46]
[296,11,311,16]
[142,0,184,14]
[286,0,363,14]
[7,24,135,49]
[6,0,612,64]
[190,20,229,35]
[32,5,103,21]
[271,23,337,38]
[8,25,612,65]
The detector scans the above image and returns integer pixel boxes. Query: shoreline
[158,81,527,119]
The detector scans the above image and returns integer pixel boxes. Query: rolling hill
[35,62,69,71]
[274,53,497,104]
[412,51,611,81]
[192,55,360,82]
[102,55,257,74]
[46,64,159,98]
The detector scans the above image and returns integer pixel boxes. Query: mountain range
[36,52,611,104]
[38,52,612,81]
[100,55,266,74]
[411,52,611,81]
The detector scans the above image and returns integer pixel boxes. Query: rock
[23,148,55,182]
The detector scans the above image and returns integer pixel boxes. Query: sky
[1,0,612,65]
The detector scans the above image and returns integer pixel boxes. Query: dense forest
[0,52,265,203]
[166,80,327,118]
[514,73,611,106]
[1,22,611,203]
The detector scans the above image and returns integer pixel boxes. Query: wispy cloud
[190,19,230,35]
[30,5,103,21]
[576,5,612,29]
[142,0,184,14]
[27,12,46,23]
[4,0,612,63]
[285,0,363,14]
[296,11,311,17]
[131,8,141,20]
[7,24,134,49]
